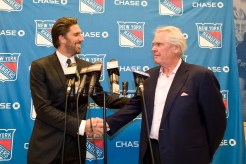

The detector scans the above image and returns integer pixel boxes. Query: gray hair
[154,26,187,57]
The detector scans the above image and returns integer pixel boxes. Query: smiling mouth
[76,43,81,48]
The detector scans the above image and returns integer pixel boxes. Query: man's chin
[76,49,81,54]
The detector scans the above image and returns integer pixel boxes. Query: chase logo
[196,23,222,49]
[77,54,106,81]
[35,20,55,47]
[0,129,16,161]
[86,138,104,161]
[192,1,224,8]
[117,21,145,48]
[79,0,105,14]
[33,0,68,5]
[221,90,229,118]
[114,0,148,7]
[0,53,20,82]
[0,0,23,12]
[159,0,183,16]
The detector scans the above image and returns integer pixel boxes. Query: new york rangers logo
[196,23,222,49]
[79,0,105,14]
[0,0,23,12]
[35,20,55,47]
[0,129,16,161]
[86,138,104,161]
[159,0,183,16]
[77,54,106,81]
[221,90,229,118]
[0,53,20,82]
[117,21,145,48]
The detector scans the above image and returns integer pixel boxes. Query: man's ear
[58,35,66,44]
[174,44,181,54]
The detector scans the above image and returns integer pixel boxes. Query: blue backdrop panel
[0,0,244,163]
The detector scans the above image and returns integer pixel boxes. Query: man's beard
[66,42,81,55]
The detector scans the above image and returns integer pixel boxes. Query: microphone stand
[91,90,108,164]
[138,82,155,164]
[102,91,107,164]
[76,93,82,164]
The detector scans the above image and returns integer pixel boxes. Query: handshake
[84,117,109,137]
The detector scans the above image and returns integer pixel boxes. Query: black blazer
[28,53,129,163]
[106,61,226,164]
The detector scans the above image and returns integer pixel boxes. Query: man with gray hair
[96,26,226,164]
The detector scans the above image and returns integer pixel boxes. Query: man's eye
[152,43,161,46]
[74,33,82,36]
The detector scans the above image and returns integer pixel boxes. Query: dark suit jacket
[106,61,226,164]
[28,53,129,164]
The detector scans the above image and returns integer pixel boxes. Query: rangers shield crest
[196,23,222,49]
[159,0,183,16]
[35,20,55,47]
[79,0,105,14]
[0,53,20,82]
[77,54,106,81]
[117,21,145,48]
[0,0,22,12]
[86,138,104,161]
[0,129,16,161]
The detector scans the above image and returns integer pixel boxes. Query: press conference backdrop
[0,0,244,164]
[234,0,246,146]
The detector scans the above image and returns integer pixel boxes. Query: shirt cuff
[78,120,86,136]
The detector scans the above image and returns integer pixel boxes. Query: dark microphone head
[88,61,103,95]
[133,70,150,86]
[107,59,120,76]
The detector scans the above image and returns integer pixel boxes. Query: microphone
[77,67,88,95]
[133,70,150,95]
[64,63,79,95]
[133,70,150,86]
[107,59,120,97]
[88,62,103,96]
[122,81,128,97]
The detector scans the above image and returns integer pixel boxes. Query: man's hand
[85,117,109,137]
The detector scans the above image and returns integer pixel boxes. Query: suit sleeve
[105,95,142,136]
[91,81,130,108]
[198,70,226,160]
[30,60,79,137]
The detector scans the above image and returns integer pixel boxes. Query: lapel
[144,66,160,124]
[75,56,83,72]
[161,61,189,123]
[49,53,67,92]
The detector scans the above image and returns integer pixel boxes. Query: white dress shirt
[150,59,182,140]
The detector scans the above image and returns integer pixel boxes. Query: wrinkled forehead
[152,32,168,42]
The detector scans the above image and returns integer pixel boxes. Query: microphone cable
[61,90,70,164]
[75,92,82,164]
